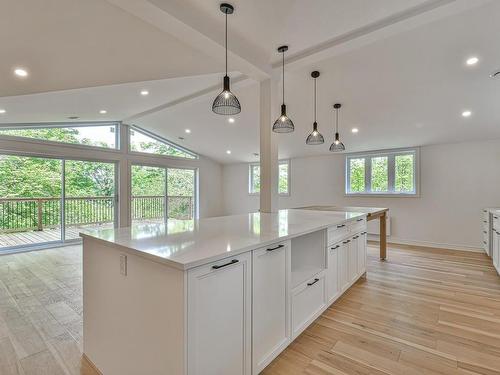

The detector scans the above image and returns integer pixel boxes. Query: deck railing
[0,195,193,233]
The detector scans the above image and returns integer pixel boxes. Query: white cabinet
[357,231,367,276]
[252,242,290,374]
[291,272,326,339]
[187,252,252,375]
[326,244,340,304]
[348,237,358,283]
[493,229,499,273]
[339,240,350,292]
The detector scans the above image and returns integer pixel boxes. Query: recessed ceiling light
[462,110,472,117]
[185,129,191,134]
[14,68,28,77]
[0,109,6,114]
[466,57,479,66]
[226,150,232,154]
[351,128,359,133]
[228,117,235,123]
[99,110,107,114]
[140,90,149,96]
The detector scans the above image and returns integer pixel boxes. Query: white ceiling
[1,0,499,164]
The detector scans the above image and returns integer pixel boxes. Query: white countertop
[80,209,365,270]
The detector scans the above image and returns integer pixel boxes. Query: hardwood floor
[0,243,499,374]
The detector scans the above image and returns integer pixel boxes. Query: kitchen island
[81,209,368,375]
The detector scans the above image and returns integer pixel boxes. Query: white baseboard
[368,234,484,253]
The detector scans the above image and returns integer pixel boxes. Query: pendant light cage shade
[306,71,324,145]
[212,3,241,116]
[273,104,294,133]
[330,103,345,152]
[212,77,241,115]
[306,122,325,145]
[273,45,294,133]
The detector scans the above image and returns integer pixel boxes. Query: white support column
[119,124,131,227]
[259,78,279,213]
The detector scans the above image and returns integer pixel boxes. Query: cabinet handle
[483,241,487,244]
[495,216,499,219]
[331,245,340,250]
[212,259,239,270]
[483,231,487,234]
[337,224,346,228]
[362,232,367,235]
[343,240,351,244]
[484,221,488,223]
[267,244,284,252]
[353,235,359,239]
[307,278,319,286]
[356,218,364,222]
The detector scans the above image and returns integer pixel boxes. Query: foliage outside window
[346,149,418,196]
[249,160,290,195]
[0,123,119,149]
[129,127,197,159]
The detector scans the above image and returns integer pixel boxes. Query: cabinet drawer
[291,272,326,339]
[328,224,349,245]
[350,217,366,234]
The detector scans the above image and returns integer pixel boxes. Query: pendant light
[329,103,345,152]
[212,3,241,115]
[306,71,324,145]
[272,45,294,133]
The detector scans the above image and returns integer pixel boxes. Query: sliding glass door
[131,165,196,224]
[0,155,117,252]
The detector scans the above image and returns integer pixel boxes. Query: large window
[346,148,418,196]
[129,126,197,159]
[0,123,119,149]
[249,160,290,195]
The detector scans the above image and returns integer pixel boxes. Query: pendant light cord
[225,12,228,76]
[282,51,285,104]
[336,107,339,132]
[314,78,317,122]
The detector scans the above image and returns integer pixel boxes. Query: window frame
[248,159,291,196]
[345,148,419,197]
[128,125,198,160]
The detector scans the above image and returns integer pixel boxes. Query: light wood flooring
[0,244,499,374]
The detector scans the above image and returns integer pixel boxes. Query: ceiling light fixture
[99,110,107,114]
[0,109,6,114]
[14,68,28,77]
[228,117,235,123]
[466,57,479,66]
[185,129,191,134]
[462,110,472,117]
[212,3,241,116]
[306,71,324,145]
[352,128,358,133]
[273,45,294,133]
[140,90,149,96]
[330,103,345,152]
[226,150,232,154]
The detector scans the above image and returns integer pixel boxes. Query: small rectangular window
[346,148,418,196]
[249,160,290,195]
[0,123,119,149]
[129,126,197,159]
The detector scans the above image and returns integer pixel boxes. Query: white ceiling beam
[105,0,271,81]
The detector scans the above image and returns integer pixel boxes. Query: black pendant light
[272,45,294,133]
[212,3,241,115]
[306,71,324,145]
[329,103,345,152]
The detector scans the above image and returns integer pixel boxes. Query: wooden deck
[0,244,499,374]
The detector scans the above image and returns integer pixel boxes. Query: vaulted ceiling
[1,0,499,163]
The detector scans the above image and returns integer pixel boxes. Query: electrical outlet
[120,254,127,276]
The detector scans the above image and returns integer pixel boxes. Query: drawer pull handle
[362,232,367,235]
[483,241,487,244]
[353,235,359,239]
[484,221,488,223]
[343,240,351,244]
[212,259,239,270]
[483,231,487,234]
[307,278,320,286]
[336,224,346,228]
[331,245,340,250]
[267,244,284,252]
[356,218,364,222]
[495,216,499,219]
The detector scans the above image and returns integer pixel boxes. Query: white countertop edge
[81,211,367,271]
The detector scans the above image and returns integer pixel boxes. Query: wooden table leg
[380,212,387,260]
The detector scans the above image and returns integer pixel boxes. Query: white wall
[222,139,500,251]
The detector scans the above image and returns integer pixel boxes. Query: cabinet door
[252,243,290,374]
[349,237,358,283]
[327,243,340,304]
[357,232,367,275]
[339,240,350,291]
[493,230,499,271]
[187,252,251,375]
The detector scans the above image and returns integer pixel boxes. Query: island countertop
[80,209,366,270]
